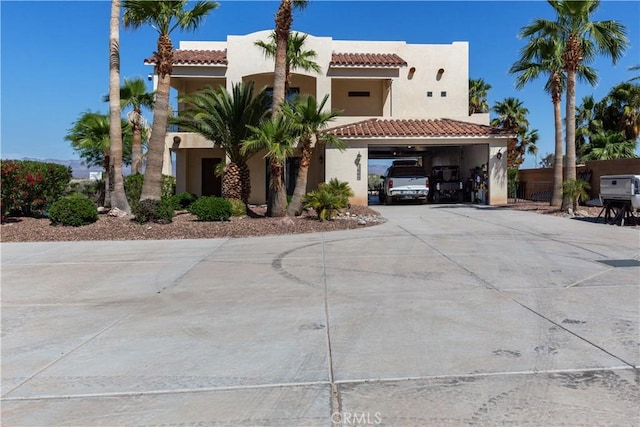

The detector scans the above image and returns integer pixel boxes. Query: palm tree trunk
[103,154,111,208]
[286,143,312,216]
[272,0,291,116]
[267,160,287,217]
[550,100,563,207]
[131,121,143,175]
[140,72,170,201]
[108,0,130,213]
[562,70,577,209]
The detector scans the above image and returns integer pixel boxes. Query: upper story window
[440,91,447,97]
[426,91,433,97]
[266,87,300,104]
[348,91,370,97]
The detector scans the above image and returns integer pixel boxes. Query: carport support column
[325,142,369,206]
[488,142,507,205]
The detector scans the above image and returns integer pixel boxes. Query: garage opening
[367,144,489,206]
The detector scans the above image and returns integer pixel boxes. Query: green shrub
[133,198,174,224]
[65,179,105,205]
[125,174,176,209]
[1,160,72,219]
[188,196,232,221]
[228,198,247,217]
[303,178,354,221]
[170,192,198,210]
[48,194,98,227]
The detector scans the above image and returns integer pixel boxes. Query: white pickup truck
[600,174,640,210]
[379,165,430,204]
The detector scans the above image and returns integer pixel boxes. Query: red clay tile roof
[143,49,406,68]
[330,53,407,67]
[327,119,514,138]
[144,50,228,65]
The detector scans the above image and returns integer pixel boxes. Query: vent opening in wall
[441,91,447,97]
[348,91,370,97]
[426,91,433,97]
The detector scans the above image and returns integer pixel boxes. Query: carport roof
[326,118,515,138]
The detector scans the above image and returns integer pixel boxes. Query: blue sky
[2,1,639,168]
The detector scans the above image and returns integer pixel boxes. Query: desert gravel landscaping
[1,200,635,243]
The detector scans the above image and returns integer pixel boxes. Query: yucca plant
[302,178,353,221]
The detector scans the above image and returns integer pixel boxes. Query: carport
[325,118,514,206]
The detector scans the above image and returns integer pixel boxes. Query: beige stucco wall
[174,148,225,196]
[324,142,369,206]
[331,79,386,116]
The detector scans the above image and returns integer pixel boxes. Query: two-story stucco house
[147,30,514,206]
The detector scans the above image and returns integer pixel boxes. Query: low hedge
[48,193,98,227]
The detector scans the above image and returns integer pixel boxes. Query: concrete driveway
[2,204,639,426]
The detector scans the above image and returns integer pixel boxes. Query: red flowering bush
[1,160,72,221]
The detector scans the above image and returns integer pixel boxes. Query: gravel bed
[0,205,386,243]
[3,201,636,243]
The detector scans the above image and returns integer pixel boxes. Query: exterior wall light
[496,149,503,160]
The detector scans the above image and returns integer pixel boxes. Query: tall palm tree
[468,78,492,115]
[122,0,218,201]
[281,95,344,216]
[104,78,155,175]
[491,98,530,168]
[510,35,596,206]
[171,82,271,203]
[520,0,628,199]
[243,115,297,217]
[255,31,322,97]
[108,0,130,212]
[272,0,309,116]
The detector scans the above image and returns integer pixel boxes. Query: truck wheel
[384,195,393,205]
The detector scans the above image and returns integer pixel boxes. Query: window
[440,91,447,97]
[265,87,300,104]
[426,91,433,97]
[348,91,370,97]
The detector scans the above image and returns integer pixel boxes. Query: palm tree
[65,112,132,204]
[629,65,640,82]
[575,95,598,162]
[281,95,344,216]
[510,35,596,206]
[468,78,492,115]
[122,0,218,202]
[584,130,638,160]
[562,178,590,212]
[520,0,628,199]
[272,0,309,116]
[606,82,640,142]
[108,0,130,212]
[491,98,529,168]
[255,31,321,97]
[171,82,271,203]
[243,115,297,217]
[104,78,154,175]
